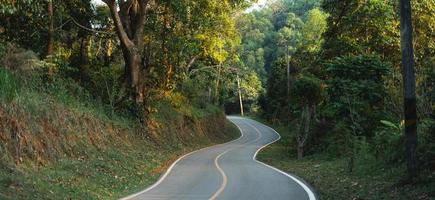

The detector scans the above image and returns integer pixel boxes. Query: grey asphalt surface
[122,116,314,200]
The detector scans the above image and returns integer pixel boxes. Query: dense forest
[238,0,434,169]
[238,0,434,198]
[237,0,434,176]
[0,0,433,199]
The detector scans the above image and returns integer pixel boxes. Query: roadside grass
[0,109,239,200]
[0,140,163,199]
[0,69,240,199]
[0,133,237,200]
[255,118,435,200]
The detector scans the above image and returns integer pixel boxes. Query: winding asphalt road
[121,116,316,200]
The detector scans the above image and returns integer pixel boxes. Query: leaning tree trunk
[399,0,418,180]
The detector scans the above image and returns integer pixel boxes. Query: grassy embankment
[0,68,239,200]
[255,118,434,200]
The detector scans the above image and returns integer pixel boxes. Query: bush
[0,43,40,73]
[325,121,353,157]
[372,120,404,164]
[417,118,435,170]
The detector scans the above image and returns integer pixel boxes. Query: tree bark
[297,104,311,159]
[286,46,292,149]
[124,48,143,101]
[214,65,222,105]
[399,0,418,180]
[103,0,149,103]
[297,144,304,160]
[237,74,244,116]
[46,0,54,57]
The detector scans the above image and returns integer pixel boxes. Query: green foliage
[240,71,263,102]
[372,120,404,163]
[88,64,125,114]
[321,0,400,60]
[0,0,433,197]
[262,58,287,118]
[324,55,389,137]
[0,68,18,102]
[0,43,40,72]
[292,73,323,105]
[417,118,435,169]
[300,8,328,53]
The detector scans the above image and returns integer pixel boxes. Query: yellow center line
[209,120,262,200]
[209,149,231,200]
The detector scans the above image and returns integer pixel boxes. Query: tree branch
[185,54,199,72]
[71,18,115,35]
[103,0,134,49]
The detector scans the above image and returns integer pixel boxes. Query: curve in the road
[209,149,229,200]
[120,126,246,200]
[244,121,317,200]
[210,120,264,200]
[120,117,317,200]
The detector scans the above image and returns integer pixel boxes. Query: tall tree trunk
[214,65,222,105]
[123,47,143,102]
[46,0,54,57]
[78,36,91,82]
[286,46,292,145]
[237,74,244,116]
[399,0,418,180]
[297,144,304,160]
[286,46,290,101]
[297,104,311,159]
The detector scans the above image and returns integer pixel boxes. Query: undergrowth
[0,68,239,199]
[255,118,435,200]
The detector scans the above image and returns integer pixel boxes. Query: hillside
[0,66,238,199]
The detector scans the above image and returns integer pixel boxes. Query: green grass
[0,69,240,199]
[255,118,435,200]
[0,115,238,200]
[1,144,161,199]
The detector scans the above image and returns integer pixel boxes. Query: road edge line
[120,117,245,200]
[245,119,318,200]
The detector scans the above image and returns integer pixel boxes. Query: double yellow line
[209,121,263,200]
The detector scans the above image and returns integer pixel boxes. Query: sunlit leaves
[239,70,263,101]
[300,8,327,53]
[0,0,35,14]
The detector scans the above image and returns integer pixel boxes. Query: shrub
[0,43,40,73]
[417,118,435,170]
[372,120,404,164]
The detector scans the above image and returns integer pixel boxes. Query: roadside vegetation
[0,60,238,199]
[257,120,434,200]
[0,0,244,199]
[239,0,434,199]
[0,0,433,199]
